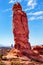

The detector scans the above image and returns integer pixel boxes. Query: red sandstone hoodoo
[10,2,43,62]
[12,2,31,51]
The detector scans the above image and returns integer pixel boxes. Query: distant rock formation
[32,45,43,55]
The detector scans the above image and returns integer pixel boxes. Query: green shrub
[10,62,13,65]
[0,55,3,59]
[0,62,6,65]
[10,61,20,65]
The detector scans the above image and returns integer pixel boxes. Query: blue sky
[0,0,43,46]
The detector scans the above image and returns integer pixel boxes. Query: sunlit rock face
[12,2,31,52]
[6,3,43,63]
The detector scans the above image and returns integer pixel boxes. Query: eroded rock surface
[6,2,43,63]
[12,2,31,53]
[32,45,43,55]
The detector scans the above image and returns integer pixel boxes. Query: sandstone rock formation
[12,2,43,63]
[12,2,31,52]
[6,2,43,63]
[32,45,43,55]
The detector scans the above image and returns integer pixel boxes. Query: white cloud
[29,16,43,21]
[25,0,37,11]
[17,0,22,2]
[27,0,37,7]
[29,17,35,21]
[9,0,37,11]
[25,8,33,11]
[3,8,11,12]
[9,0,16,3]
[37,16,43,19]
[9,0,22,4]
[27,11,43,15]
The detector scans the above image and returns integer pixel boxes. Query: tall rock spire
[12,2,31,51]
[6,3,43,63]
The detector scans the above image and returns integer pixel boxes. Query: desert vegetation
[10,61,20,65]
[0,62,6,65]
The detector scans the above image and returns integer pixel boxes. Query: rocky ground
[0,57,43,65]
[0,45,43,65]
